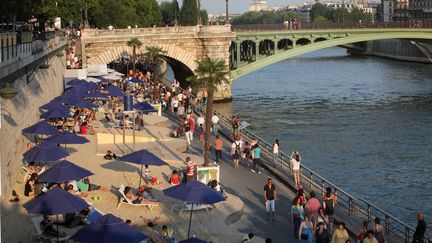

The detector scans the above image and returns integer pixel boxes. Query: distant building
[383,0,394,21]
[393,0,410,20]
[409,0,432,20]
[249,0,268,12]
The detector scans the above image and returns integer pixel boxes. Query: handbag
[301,234,308,240]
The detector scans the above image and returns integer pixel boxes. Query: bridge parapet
[82,25,233,38]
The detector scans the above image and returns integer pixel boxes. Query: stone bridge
[81,23,432,101]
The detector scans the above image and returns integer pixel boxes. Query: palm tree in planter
[141,46,167,82]
[187,57,230,167]
[127,38,143,75]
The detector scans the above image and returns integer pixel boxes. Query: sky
[158,0,302,14]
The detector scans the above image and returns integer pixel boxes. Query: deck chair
[170,202,213,216]
[31,216,71,243]
[117,185,159,211]
[85,207,104,224]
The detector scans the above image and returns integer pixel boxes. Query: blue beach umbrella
[105,86,124,96]
[23,142,69,163]
[67,79,88,86]
[129,78,143,84]
[178,237,207,243]
[71,213,148,243]
[163,180,225,239]
[40,108,72,119]
[39,101,69,112]
[72,99,99,109]
[23,187,89,242]
[22,121,61,136]
[38,160,93,183]
[133,102,157,113]
[83,81,99,90]
[82,91,109,99]
[45,132,90,146]
[65,86,87,96]
[96,77,109,83]
[117,149,167,187]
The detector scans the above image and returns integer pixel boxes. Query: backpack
[324,198,334,215]
[235,143,241,155]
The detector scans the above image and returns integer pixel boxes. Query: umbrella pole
[132,111,136,152]
[138,164,143,189]
[187,203,193,239]
[56,214,59,242]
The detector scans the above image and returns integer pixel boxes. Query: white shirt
[197,117,205,127]
[291,158,301,170]
[211,115,219,124]
[273,143,279,154]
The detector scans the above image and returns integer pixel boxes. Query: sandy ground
[2,113,265,243]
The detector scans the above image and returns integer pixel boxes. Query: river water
[214,47,432,226]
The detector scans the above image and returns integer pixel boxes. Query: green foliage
[314,15,331,23]
[179,0,198,26]
[140,46,167,70]
[310,3,332,22]
[200,10,209,25]
[89,0,162,28]
[331,8,350,22]
[232,10,299,25]
[350,7,372,22]
[160,0,180,25]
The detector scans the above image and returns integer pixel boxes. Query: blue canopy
[23,142,69,163]
[65,86,87,96]
[67,79,88,86]
[82,91,109,99]
[72,99,99,109]
[117,149,167,166]
[38,160,94,183]
[96,77,109,83]
[133,102,157,113]
[70,213,148,243]
[178,237,207,243]
[163,180,225,239]
[22,121,61,136]
[105,86,124,96]
[83,81,99,90]
[129,78,143,84]
[39,101,69,112]
[23,187,89,215]
[40,108,72,119]
[45,132,90,145]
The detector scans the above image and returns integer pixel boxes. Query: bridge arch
[240,40,257,62]
[259,39,275,55]
[296,38,312,46]
[89,44,198,76]
[232,31,432,79]
[277,39,293,50]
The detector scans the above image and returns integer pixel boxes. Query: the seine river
[215,47,432,226]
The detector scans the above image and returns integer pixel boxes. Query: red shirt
[187,161,197,176]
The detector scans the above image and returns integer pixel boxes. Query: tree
[331,8,351,22]
[140,46,167,81]
[351,7,372,22]
[127,38,143,75]
[310,3,331,22]
[313,15,331,23]
[187,58,230,167]
[160,1,175,25]
[179,0,198,26]
[232,10,299,25]
[172,0,180,25]
[135,0,162,27]
[200,9,209,25]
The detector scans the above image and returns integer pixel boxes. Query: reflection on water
[215,47,432,225]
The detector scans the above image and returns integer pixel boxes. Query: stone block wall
[0,55,65,200]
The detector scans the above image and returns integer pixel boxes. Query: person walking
[292,197,304,239]
[197,113,205,129]
[373,217,386,243]
[316,222,331,243]
[264,178,277,221]
[211,113,220,136]
[251,144,261,174]
[272,139,279,168]
[185,157,196,182]
[214,135,223,164]
[331,222,349,243]
[305,191,321,230]
[412,212,427,243]
[363,231,379,243]
[290,151,301,186]
[323,187,336,234]
[231,139,241,167]
[183,120,192,147]
[298,215,314,243]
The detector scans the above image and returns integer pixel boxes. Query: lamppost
[225,0,230,24]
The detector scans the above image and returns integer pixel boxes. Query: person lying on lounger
[124,186,159,204]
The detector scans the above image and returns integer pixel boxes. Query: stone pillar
[199,29,236,102]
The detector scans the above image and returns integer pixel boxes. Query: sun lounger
[117,185,159,211]
[85,207,104,224]
[30,216,70,243]
[170,202,213,216]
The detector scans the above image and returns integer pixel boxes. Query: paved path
[163,111,301,242]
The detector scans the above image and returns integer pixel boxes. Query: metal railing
[233,21,432,32]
